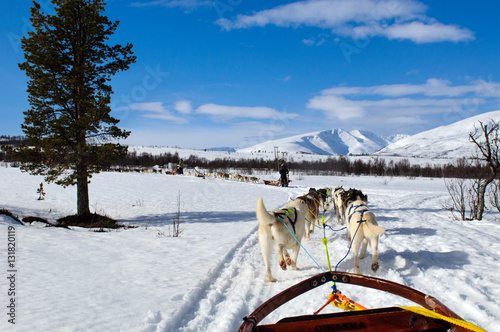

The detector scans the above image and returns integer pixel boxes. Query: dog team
[256,186,385,282]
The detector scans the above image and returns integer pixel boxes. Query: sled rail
[238,271,468,332]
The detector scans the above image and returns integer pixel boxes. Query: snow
[377,110,500,159]
[1,163,499,331]
[237,128,397,156]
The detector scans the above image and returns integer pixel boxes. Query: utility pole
[274,146,279,171]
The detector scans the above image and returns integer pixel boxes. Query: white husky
[256,196,309,282]
[333,186,346,224]
[344,199,385,274]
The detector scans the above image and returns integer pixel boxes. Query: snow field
[1,165,499,331]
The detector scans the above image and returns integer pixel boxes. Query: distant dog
[316,187,333,211]
[256,196,309,282]
[333,186,346,224]
[343,190,384,274]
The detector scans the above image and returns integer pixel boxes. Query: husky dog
[344,193,385,274]
[297,192,320,241]
[333,186,346,224]
[316,187,333,211]
[256,196,309,282]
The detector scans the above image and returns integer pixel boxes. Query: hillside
[376,110,500,159]
[238,129,403,156]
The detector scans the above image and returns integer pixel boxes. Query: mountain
[238,129,404,156]
[376,110,500,159]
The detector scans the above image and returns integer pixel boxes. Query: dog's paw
[285,257,292,266]
[291,266,299,271]
[371,262,380,273]
[279,260,287,270]
[267,275,277,282]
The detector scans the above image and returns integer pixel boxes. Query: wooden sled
[238,271,479,332]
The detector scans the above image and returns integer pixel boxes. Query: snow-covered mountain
[376,110,500,159]
[238,129,404,156]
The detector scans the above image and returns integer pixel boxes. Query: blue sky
[2,0,500,149]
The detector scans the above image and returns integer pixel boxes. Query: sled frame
[238,271,468,332]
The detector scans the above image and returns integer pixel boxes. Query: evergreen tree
[5,0,136,218]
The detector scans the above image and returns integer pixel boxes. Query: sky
[2,0,500,149]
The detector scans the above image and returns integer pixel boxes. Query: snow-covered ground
[1,164,499,331]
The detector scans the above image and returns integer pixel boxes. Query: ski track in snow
[145,224,267,332]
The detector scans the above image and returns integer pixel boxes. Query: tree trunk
[77,163,90,217]
[476,171,495,220]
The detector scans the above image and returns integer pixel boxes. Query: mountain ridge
[237,110,500,158]
[375,110,500,159]
[238,128,404,156]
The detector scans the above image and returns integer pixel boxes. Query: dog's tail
[256,196,276,225]
[363,212,385,237]
[366,223,385,237]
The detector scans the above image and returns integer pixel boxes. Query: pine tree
[5,0,136,219]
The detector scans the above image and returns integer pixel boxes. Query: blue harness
[347,203,367,224]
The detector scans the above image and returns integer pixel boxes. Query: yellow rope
[400,306,487,332]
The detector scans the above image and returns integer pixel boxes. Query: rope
[322,235,332,271]
[334,220,363,272]
[305,216,345,233]
[314,289,368,315]
[400,306,487,332]
[276,215,325,272]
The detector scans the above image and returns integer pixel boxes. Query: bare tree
[469,120,500,220]
[488,181,500,221]
[443,178,476,221]
[170,191,183,237]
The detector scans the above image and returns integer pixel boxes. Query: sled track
[155,224,273,332]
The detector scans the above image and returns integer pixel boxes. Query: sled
[238,271,479,332]
[263,179,292,187]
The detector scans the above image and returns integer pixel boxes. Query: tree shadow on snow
[120,210,256,227]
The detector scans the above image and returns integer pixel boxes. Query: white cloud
[382,21,474,43]
[174,100,192,114]
[307,79,500,123]
[127,102,188,123]
[124,121,291,149]
[320,79,500,98]
[216,0,474,44]
[307,95,365,120]
[195,104,298,121]
[302,38,315,46]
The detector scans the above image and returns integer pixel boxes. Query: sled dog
[317,187,333,211]
[344,197,385,274]
[296,192,319,241]
[333,186,346,224]
[256,196,309,282]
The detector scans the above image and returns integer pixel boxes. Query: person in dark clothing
[177,159,184,175]
[279,163,289,187]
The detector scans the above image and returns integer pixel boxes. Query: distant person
[177,159,184,175]
[279,163,289,187]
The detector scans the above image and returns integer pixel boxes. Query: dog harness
[274,208,298,234]
[347,204,368,224]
